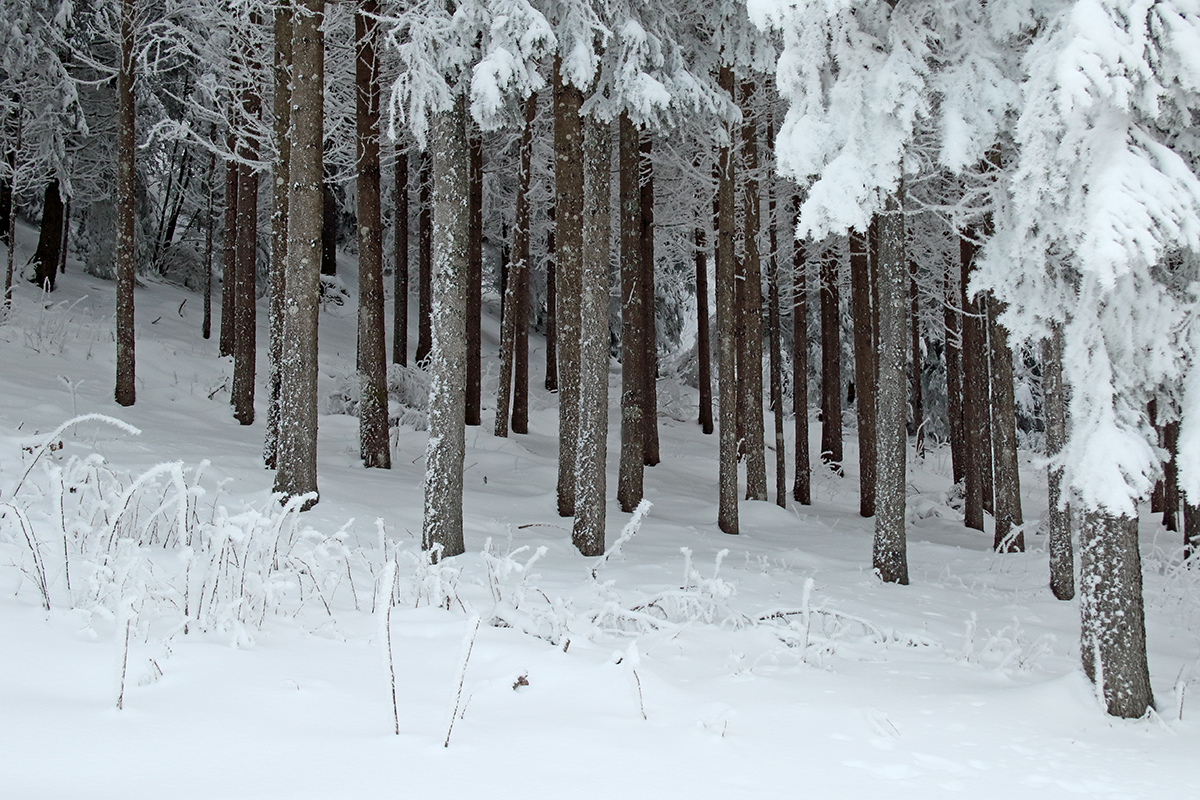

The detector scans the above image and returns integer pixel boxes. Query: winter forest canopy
[4,0,1200,781]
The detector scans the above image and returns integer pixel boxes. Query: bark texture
[264,8,292,467]
[393,150,408,366]
[792,203,811,505]
[231,157,258,426]
[716,66,739,535]
[960,230,988,531]
[554,64,583,518]
[989,297,1023,550]
[31,179,63,291]
[767,181,785,508]
[572,114,611,557]
[465,130,482,422]
[944,261,965,485]
[220,146,237,358]
[617,112,645,512]
[114,0,137,408]
[873,192,908,585]
[819,245,842,469]
[1079,510,1154,718]
[1163,420,1180,533]
[1043,325,1073,600]
[850,230,875,516]
[416,152,432,364]
[740,81,767,501]
[274,0,324,509]
[421,97,469,559]
[696,221,713,435]
[639,134,660,467]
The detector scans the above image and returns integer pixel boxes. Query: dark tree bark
[422,95,469,559]
[355,0,390,468]
[31,179,63,291]
[873,191,908,585]
[1150,400,1164,514]
[617,112,645,512]
[960,229,988,531]
[819,244,843,470]
[767,177,785,509]
[696,215,713,436]
[114,0,137,407]
[511,94,535,435]
[573,112,611,557]
[220,144,238,358]
[1164,419,1180,533]
[1080,510,1154,718]
[639,133,660,468]
[231,154,258,427]
[265,9,291,467]
[544,206,557,393]
[989,297,1023,551]
[792,200,811,505]
[1186,500,1200,560]
[554,61,584,518]
[740,81,767,500]
[466,129,482,421]
[203,143,216,342]
[1043,325,1073,599]
[2,134,15,310]
[416,152,432,364]
[944,261,965,485]
[716,65,739,535]
[393,149,408,366]
[850,229,875,516]
[59,197,70,274]
[274,0,325,509]
[909,260,923,437]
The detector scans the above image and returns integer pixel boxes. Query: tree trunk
[696,216,713,435]
[639,133,660,468]
[909,260,923,438]
[264,9,291,467]
[511,94,535,435]
[545,206,557,393]
[1185,500,1200,560]
[572,112,611,556]
[274,0,324,510]
[554,61,583,518]
[422,95,469,559]
[231,153,258,426]
[819,244,843,470]
[59,197,70,274]
[716,65,739,535]
[465,129,482,421]
[393,149,408,366]
[873,190,908,585]
[740,81,767,500]
[1043,325,1073,599]
[355,0,389,468]
[989,297,1023,551]
[31,179,63,291]
[220,141,238,358]
[1079,509,1154,718]
[1164,419,1180,533]
[416,152,432,364]
[960,229,987,531]
[617,112,645,512]
[792,200,811,505]
[114,0,137,408]
[2,131,16,311]
[1150,400,1164,514]
[203,143,216,342]
[944,261,965,486]
[767,177,785,509]
[850,229,875,516]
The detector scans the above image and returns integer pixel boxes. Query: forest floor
[2,221,1199,799]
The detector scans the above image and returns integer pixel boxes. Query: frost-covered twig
[444,614,481,748]
[591,499,651,581]
[11,413,141,497]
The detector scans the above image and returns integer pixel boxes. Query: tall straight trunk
[59,197,70,274]
[1150,400,1163,514]
[465,129,483,422]
[909,260,923,436]
[393,150,408,366]
[1164,419,1180,533]
[0,145,11,251]
[639,133,660,467]
[1080,510,1154,718]
[2,129,16,311]
[544,207,557,392]
[573,113,611,557]
[1043,325,1073,599]
[873,190,908,585]
[716,65,739,535]
[220,139,238,358]
[819,245,842,469]
[960,229,987,531]
[511,94,535,435]
[767,177,785,508]
[203,143,216,341]
[554,61,584,518]
[231,153,259,426]
[422,95,469,559]
[114,0,137,407]
[989,297,1023,550]
[617,112,645,512]
[740,81,766,500]
[850,229,875,516]
[355,0,389,468]
[416,152,432,364]
[979,292,995,517]
[31,179,63,291]
[274,0,324,509]
[944,261,965,485]
[696,217,713,435]
[265,9,291,467]
[792,201,811,505]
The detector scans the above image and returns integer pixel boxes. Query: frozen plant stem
[444,614,480,747]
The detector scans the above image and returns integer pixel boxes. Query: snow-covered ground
[2,222,1199,799]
